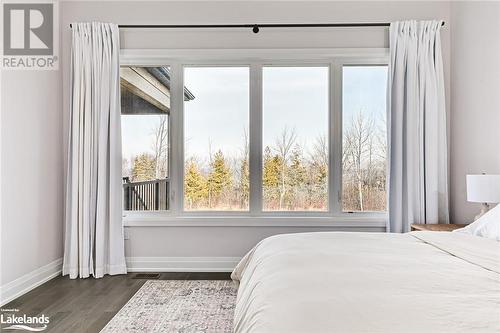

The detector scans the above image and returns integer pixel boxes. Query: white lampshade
[466,174,500,203]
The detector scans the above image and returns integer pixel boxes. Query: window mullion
[331,60,343,215]
[170,62,184,215]
[249,63,263,215]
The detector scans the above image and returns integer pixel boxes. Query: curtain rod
[69,22,445,33]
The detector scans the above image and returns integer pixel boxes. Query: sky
[343,65,388,131]
[263,66,328,154]
[184,67,249,162]
[121,65,387,166]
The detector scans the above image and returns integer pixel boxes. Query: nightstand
[410,224,468,232]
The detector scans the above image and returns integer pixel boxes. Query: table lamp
[466,174,500,220]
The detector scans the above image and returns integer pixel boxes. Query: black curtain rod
[69,22,445,33]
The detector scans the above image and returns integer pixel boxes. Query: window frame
[120,48,389,227]
[339,61,390,214]
[182,64,251,213]
[261,64,331,214]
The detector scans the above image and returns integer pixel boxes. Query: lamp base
[474,203,490,220]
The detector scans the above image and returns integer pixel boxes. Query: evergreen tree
[131,153,156,181]
[185,160,208,209]
[239,157,250,207]
[263,146,282,209]
[289,145,306,187]
[263,147,279,188]
[207,150,233,207]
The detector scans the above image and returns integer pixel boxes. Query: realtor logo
[1,1,59,70]
[3,3,53,55]
[0,308,49,331]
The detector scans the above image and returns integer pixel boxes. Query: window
[184,67,250,211]
[120,51,389,224]
[262,67,329,211]
[121,66,178,211]
[342,65,388,212]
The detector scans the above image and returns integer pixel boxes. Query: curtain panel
[388,20,449,233]
[63,22,126,278]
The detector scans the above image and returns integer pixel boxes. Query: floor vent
[132,273,161,280]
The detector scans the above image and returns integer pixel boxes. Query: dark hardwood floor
[1,272,231,333]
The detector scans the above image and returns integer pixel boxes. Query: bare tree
[241,128,249,162]
[273,127,297,210]
[343,111,374,211]
[122,157,131,178]
[309,134,328,208]
[152,116,169,179]
[311,134,328,168]
[375,112,388,163]
[207,138,214,208]
[238,128,250,208]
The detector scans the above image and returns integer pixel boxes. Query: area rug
[100,280,237,333]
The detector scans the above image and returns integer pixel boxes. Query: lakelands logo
[0,310,49,331]
[1,1,59,70]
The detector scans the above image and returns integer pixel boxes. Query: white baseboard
[126,256,240,272]
[0,258,62,306]
[0,257,238,305]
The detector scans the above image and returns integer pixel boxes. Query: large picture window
[120,52,388,224]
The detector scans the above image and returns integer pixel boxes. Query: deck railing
[123,177,169,211]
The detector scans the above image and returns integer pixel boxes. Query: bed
[231,231,500,332]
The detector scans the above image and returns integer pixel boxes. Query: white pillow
[454,204,500,241]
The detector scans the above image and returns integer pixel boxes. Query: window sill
[122,215,387,228]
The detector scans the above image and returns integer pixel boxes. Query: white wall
[450,2,500,223]
[0,69,64,287]
[60,1,451,261]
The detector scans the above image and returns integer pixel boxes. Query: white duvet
[231,231,500,333]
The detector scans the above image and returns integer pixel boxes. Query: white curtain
[63,22,126,278]
[388,20,449,233]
